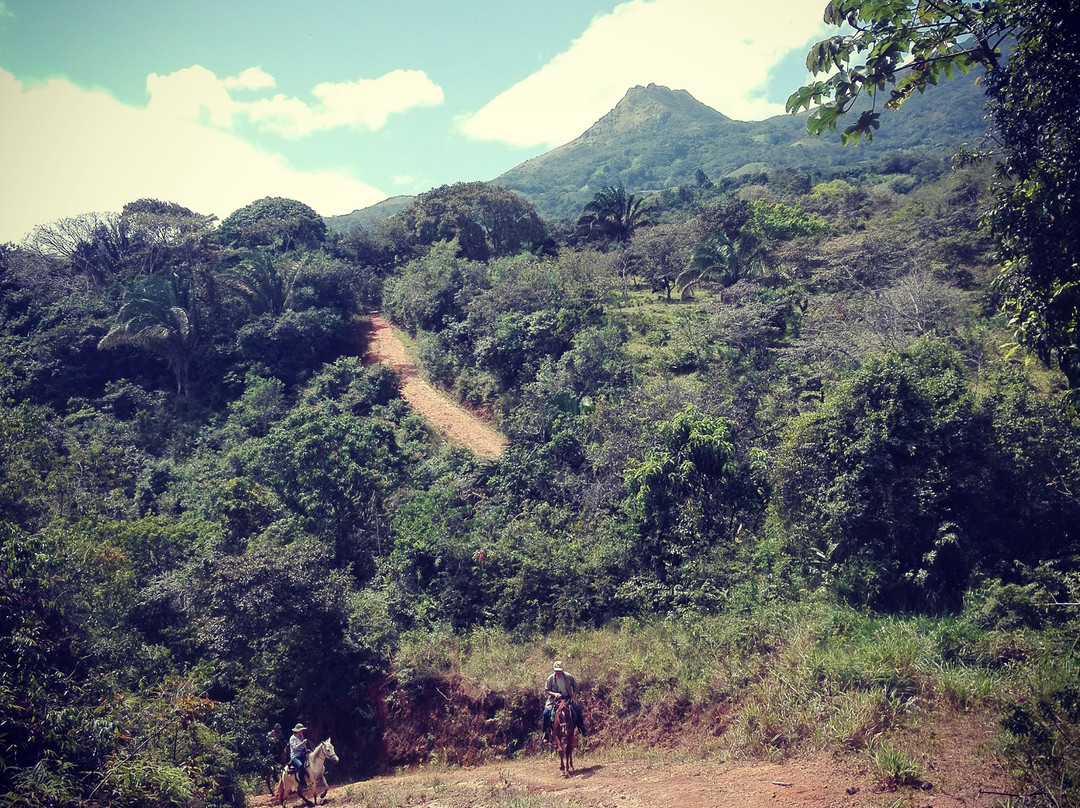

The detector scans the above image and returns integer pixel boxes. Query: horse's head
[320,737,339,764]
[554,696,573,721]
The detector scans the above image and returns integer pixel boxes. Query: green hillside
[325,195,416,235]
[2,19,1079,807]
[495,77,987,221]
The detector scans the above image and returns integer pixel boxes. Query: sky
[0,0,831,244]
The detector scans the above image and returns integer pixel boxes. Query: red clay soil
[249,708,1015,808]
[363,315,508,460]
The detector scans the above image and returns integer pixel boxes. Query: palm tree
[575,186,654,245]
[98,271,199,396]
[217,250,301,318]
[676,230,762,298]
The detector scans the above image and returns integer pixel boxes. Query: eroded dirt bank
[250,707,1013,808]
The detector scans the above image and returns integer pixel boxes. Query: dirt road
[249,705,1013,808]
[331,754,874,808]
[364,315,508,460]
[251,745,1009,808]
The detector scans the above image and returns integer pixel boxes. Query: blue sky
[0,0,829,242]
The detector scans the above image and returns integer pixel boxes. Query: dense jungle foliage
[3,138,1080,807]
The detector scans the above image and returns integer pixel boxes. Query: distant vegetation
[494,77,987,221]
[2,10,1079,803]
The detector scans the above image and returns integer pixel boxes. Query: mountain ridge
[328,75,987,229]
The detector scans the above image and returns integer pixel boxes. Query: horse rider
[542,660,587,740]
[288,723,310,790]
[265,722,286,762]
[262,722,286,791]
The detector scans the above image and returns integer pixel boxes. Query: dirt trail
[251,744,1009,808]
[364,315,508,460]
[347,755,872,808]
[250,707,1012,808]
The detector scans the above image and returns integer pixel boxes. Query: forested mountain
[2,16,1079,807]
[328,74,987,231]
[495,77,987,220]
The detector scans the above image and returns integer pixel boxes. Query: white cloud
[459,0,828,148]
[223,66,276,91]
[146,65,444,139]
[147,64,238,128]
[0,69,387,243]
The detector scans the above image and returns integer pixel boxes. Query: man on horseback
[263,723,286,793]
[542,661,587,741]
[287,723,310,790]
[266,723,286,761]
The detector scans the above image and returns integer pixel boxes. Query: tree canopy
[575,185,655,245]
[4,82,1080,804]
[218,196,328,251]
[788,0,1080,403]
[389,182,549,262]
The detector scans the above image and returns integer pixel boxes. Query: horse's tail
[273,771,285,804]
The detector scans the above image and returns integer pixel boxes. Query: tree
[787,0,1080,399]
[218,196,327,252]
[391,182,548,262]
[120,198,217,276]
[630,222,698,301]
[27,212,131,284]
[382,241,486,334]
[679,232,756,295]
[771,339,995,610]
[983,5,1080,398]
[218,250,302,318]
[98,271,201,396]
[624,405,758,585]
[575,186,655,246]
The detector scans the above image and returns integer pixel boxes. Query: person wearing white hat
[288,723,310,789]
[542,660,586,740]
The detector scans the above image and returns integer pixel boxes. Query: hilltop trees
[218,196,328,251]
[389,182,549,262]
[789,0,1080,399]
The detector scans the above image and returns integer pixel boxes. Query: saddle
[284,757,308,782]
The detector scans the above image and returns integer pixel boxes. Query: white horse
[274,738,339,807]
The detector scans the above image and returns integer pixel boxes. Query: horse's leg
[298,770,315,808]
[296,779,315,808]
[275,771,291,806]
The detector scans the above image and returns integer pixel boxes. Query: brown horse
[552,696,576,776]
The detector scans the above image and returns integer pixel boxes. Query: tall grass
[390,595,1079,802]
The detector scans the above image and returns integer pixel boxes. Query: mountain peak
[588,84,731,138]
[494,73,987,221]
